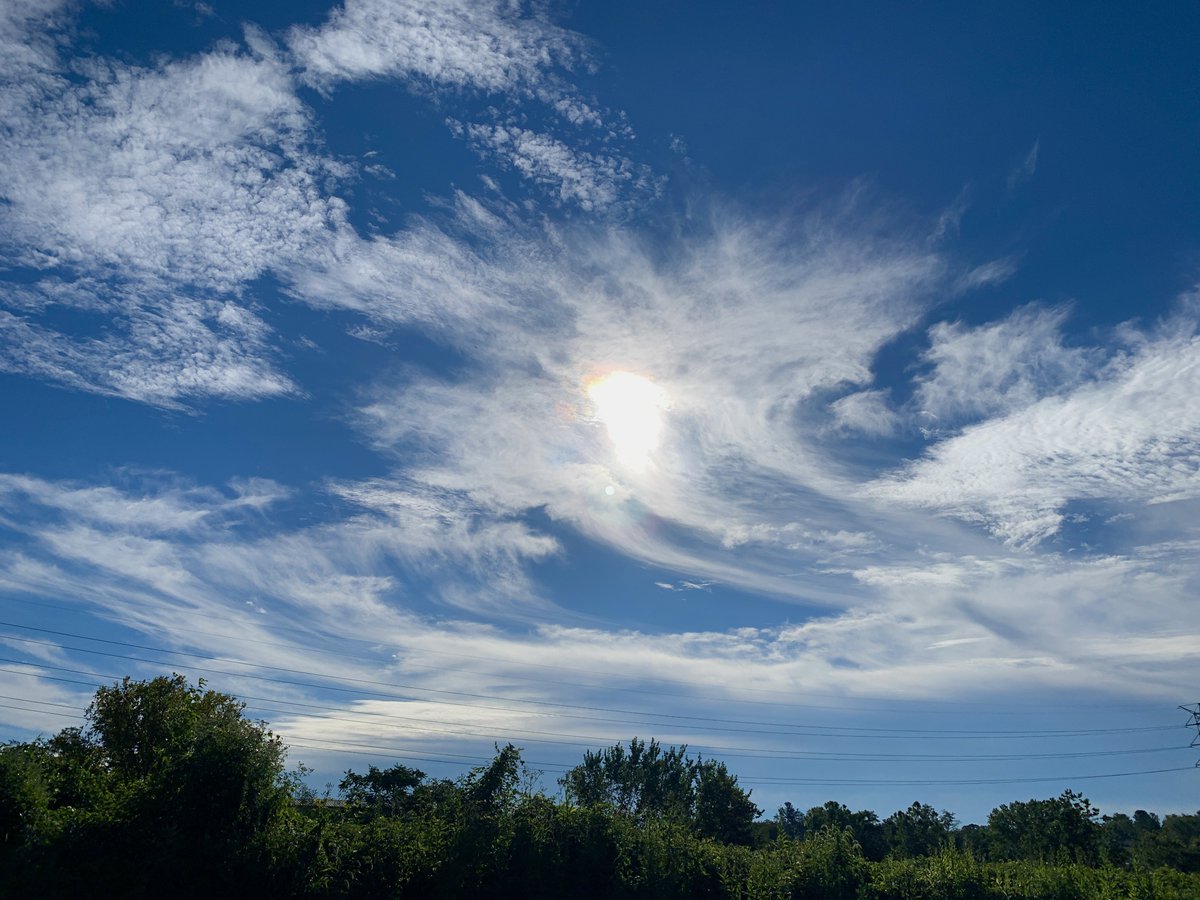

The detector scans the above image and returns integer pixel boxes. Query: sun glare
[586,371,669,469]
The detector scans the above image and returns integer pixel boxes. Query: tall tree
[0,675,290,898]
[340,763,426,818]
[560,738,760,844]
[776,800,804,839]
[800,801,887,860]
[87,674,288,846]
[987,789,1100,864]
[560,738,696,822]
[694,759,762,844]
[882,801,956,858]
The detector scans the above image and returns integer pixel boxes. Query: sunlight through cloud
[586,371,670,470]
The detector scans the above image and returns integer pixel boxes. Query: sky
[1,0,1198,825]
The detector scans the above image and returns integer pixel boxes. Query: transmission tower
[1181,703,1200,766]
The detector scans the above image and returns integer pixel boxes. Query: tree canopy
[1,675,1198,899]
[559,737,761,844]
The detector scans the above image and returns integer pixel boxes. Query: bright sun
[586,371,669,469]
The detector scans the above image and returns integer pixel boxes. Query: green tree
[882,801,956,858]
[561,737,696,821]
[954,821,990,857]
[0,676,296,898]
[777,800,805,839]
[0,742,52,854]
[694,758,762,845]
[987,789,1100,864]
[88,675,287,844]
[464,742,525,817]
[560,738,759,844]
[339,762,426,818]
[1100,811,1136,866]
[800,800,887,860]
[1139,811,1200,872]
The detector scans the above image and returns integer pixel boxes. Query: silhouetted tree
[340,763,426,818]
[800,801,887,860]
[883,801,956,858]
[561,738,760,844]
[776,800,804,839]
[987,789,1100,864]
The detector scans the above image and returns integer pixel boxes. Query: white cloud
[954,256,1020,291]
[871,311,1200,546]
[0,465,1195,772]
[0,294,296,406]
[459,122,654,211]
[0,24,351,404]
[334,198,949,602]
[914,304,1097,426]
[283,193,538,336]
[0,0,72,82]
[829,389,902,437]
[0,663,90,736]
[0,3,649,405]
[0,473,287,535]
[287,0,585,92]
[0,471,560,635]
[286,0,645,207]
[0,48,344,288]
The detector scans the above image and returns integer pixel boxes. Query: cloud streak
[288,0,585,93]
[870,304,1200,546]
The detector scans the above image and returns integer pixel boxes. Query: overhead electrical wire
[2,673,1193,789]
[6,620,1074,726]
[0,678,1185,765]
[0,597,1160,714]
[280,735,1196,788]
[0,626,1181,740]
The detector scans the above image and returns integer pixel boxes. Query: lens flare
[586,371,669,469]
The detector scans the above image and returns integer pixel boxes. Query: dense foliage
[1,677,1197,899]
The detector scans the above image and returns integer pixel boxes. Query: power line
[0,672,1185,765]
[0,694,88,712]
[0,701,85,721]
[238,699,1188,763]
[733,767,1198,787]
[0,627,1181,739]
[0,597,1161,714]
[1,677,1194,790]
[1182,703,1200,765]
[280,735,1196,788]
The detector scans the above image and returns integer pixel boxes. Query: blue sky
[1,0,1198,824]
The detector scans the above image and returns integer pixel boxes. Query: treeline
[1,676,1198,899]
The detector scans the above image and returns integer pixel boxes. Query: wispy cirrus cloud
[1008,138,1040,191]
[288,0,643,211]
[0,293,296,407]
[0,16,348,403]
[0,461,1196,794]
[335,192,949,603]
[828,389,903,438]
[0,45,342,286]
[0,0,648,403]
[455,121,658,212]
[0,472,286,534]
[868,300,1200,546]
[287,0,585,93]
[5,471,1194,710]
[914,304,1098,427]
